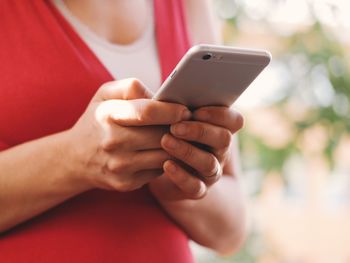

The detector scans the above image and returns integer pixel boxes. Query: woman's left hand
[149,106,243,201]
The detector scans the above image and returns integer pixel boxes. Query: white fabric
[52,0,162,93]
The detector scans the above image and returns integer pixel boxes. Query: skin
[0,0,247,255]
[0,79,190,230]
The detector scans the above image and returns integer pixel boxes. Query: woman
[0,0,246,262]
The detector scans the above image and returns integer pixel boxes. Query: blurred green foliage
[202,0,350,262]
[281,21,350,166]
[222,1,350,174]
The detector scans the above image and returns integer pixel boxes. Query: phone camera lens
[202,53,212,60]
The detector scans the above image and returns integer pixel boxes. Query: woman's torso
[52,0,162,92]
[0,1,194,262]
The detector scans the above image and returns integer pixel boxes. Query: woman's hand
[149,106,243,201]
[68,78,191,192]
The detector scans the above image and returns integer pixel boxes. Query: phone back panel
[154,45,271,109]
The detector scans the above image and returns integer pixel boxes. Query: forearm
[154,176,247,254]
[0,131,89,233]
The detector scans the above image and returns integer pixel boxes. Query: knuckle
[204,155,218,176]
[235,112,244,130]
[230,111,244,132]
[94,81,114,101]
[101,134,113,150]
[101,130,122,150]
[176,106,188,121]
[188,182,206,200]
[221,129,232,148]
[107,173,144,192]
[112,180,135,192]
[196,124,207,141]
[182,144,194,160]
[99,81,115,93]
[127,78,149,98]
[96,100,118,122]
[190,183,201,196]
[128,78,142,90]
[107,158,129,174]
[101,138,113,150]
[215,148,228,160]
[213,108,226,122]
[137,102,154,123]
[97,81,120,100]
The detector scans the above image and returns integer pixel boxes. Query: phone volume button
[170,70,177,79]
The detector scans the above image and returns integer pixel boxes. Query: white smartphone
[153,44,271,109]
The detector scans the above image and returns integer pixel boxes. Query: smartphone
[153,44,271,109]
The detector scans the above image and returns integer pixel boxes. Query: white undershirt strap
[52,0,162,93]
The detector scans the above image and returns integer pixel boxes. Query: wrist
[57,130,94,193]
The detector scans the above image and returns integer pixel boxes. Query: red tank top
[0,1,194,262]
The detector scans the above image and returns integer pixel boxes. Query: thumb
[95,78,153,101]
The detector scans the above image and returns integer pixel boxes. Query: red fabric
[154,0,191,80]
[0,1,194,262]
[0,141,8,151]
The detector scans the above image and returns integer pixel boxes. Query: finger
[161,134,222,184]
[107,150,170,174]
[102,125,169,151]
[163,160,207,199]
[132,169,164,188]
[131,150,171,172]
[193,106,244,133]
[148,175,196,201]
[98,99,191,126]
[107,169,162,192]
[97,78,152,101]
[170,121,232,150]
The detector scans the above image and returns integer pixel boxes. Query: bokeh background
[192,0,350,262]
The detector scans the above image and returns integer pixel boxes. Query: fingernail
[165,161,177,173]
[164,135,178,149]
[172,123,187,136]
[182,109,192,120]
[196,110,209,121]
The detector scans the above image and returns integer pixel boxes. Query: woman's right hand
[67,78,191,192]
